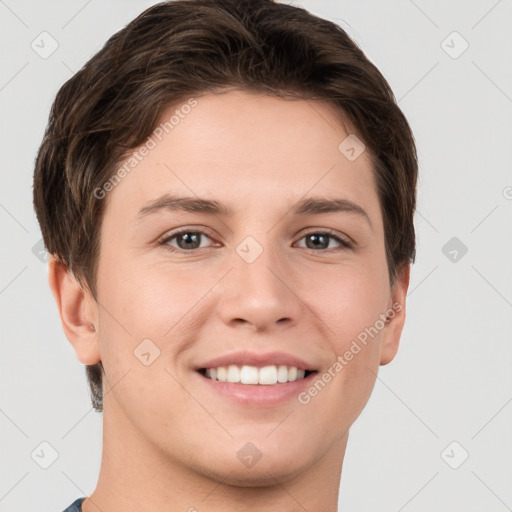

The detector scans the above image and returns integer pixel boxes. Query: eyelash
[157,228,354,254]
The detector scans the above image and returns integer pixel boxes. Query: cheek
[95,266,195,425]
[96,261,215,389]
[319,261,390,347]
[309,262,388,409]
[100,258,198,337]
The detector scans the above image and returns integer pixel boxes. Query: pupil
[307,234,327,250]
[180,232,200,249]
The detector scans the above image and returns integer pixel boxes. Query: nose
[216,242,304,333]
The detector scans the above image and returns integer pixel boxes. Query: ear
[380,262,410,366]
[47,255,101,365]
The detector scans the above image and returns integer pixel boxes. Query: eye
[159,229,215,252]
[295,230,353,251]
[158,228,353,254]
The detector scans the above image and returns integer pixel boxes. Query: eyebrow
[137,194,373,230]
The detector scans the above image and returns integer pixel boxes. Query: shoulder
[61,497,86,512]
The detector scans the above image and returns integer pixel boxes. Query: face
[81,90,408,484]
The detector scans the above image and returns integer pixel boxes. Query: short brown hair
[33,0,417,412]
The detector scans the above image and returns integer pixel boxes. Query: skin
[49,89,409,512]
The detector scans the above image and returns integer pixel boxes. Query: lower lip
[194,370,318,407]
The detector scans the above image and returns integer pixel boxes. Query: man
[33,0,417,510]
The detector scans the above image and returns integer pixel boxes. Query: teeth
[277,365,289,383]
[240,365,259,384]
[204,365,309,385]
[258,365,277,385]
[217,366,227,382]
[227,364,241,383]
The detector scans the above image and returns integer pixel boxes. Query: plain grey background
[1,1,511,511]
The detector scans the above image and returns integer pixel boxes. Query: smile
[198,364,316,385]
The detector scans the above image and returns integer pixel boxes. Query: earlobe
[380,263,410,366]
[47,255,101,365]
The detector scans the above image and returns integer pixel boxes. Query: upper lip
[194,350,317,371]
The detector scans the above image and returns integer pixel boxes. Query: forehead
[104,90,381,227]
